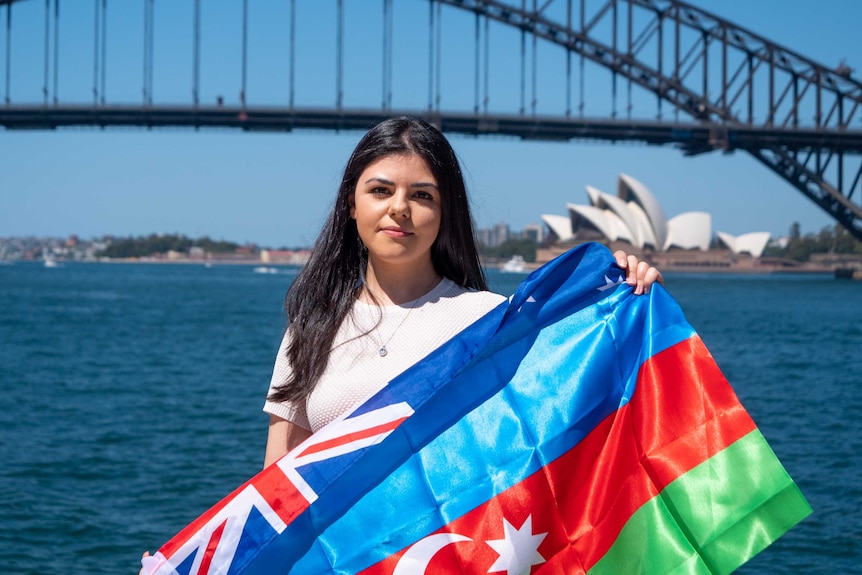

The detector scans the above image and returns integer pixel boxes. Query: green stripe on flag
[588,429,811,575]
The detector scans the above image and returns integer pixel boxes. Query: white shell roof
[541,214,574,241]
[716,231,771,257]
[566,204,634,243]
[585,187,649,248]
[625,201,660,250]
[665,212,712,251]
[618,173,668,249]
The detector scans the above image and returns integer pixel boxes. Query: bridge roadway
[3,105,861,155]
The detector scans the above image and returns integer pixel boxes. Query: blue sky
[1,0,860,248]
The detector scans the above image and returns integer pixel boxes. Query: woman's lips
[380,227,413,238]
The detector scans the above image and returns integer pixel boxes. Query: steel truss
[444,0,862,239]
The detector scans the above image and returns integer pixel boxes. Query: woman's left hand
[613,250,663,295]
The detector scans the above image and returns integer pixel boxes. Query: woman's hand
[139,551,156,575]
[613,250,663,295]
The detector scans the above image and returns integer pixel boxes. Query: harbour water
[1,260,860,574]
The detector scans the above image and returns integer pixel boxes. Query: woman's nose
[389,191,410,218]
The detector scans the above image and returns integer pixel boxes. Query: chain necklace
[376,304,415,357]
[369,276,440,358]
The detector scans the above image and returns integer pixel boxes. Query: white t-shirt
[263,278,506,432]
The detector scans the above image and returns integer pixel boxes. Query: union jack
[143,402,415,575]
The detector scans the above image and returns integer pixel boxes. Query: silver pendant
[379,347,388,357]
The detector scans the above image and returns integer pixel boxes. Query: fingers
[612,249,662,295]
[645,266,664,291]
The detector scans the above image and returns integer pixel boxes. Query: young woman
[262,117,661,467]
[140,116,659,571]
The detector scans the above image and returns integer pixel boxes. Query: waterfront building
[541,173,770,258]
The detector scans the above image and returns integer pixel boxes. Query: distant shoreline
[7,255,844,276]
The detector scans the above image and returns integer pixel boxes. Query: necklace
[369,275,440,358]
[376,304,415,357]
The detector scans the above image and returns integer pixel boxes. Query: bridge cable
[336,0,342,110]
[473,10,479,114]
[427,0,433,111]
[532,0,537,116]
[383,0,393,110]
[101,0,106,104]
[435,0,441,111]
[484,11,489,114]
[92,0,97,104]
[519,0,525,115]
[193,0,199,107]
[578,0,584,116]
[289,0,295,109]
[54,0,59,105]
[3,2,8,104]
[611,0,616,118]
[242,0,248,110]
[43,0,48,105]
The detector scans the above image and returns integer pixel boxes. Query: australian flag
[142,242,809,575]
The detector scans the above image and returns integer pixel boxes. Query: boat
[252,266,279,274]
[500,255,527,273]
[43,255,59,268]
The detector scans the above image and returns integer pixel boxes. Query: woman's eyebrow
[364,176,395,186]
[363,176,438,189]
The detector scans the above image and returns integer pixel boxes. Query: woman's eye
[414,191,434,200]
[370,187,390,195]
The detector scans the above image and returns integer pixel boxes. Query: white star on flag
[597,274,625,291]
[485,515,547,575]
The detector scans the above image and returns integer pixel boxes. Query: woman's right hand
[138,551,152,575]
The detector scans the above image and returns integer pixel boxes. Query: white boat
[253,266,279,274]
[500,255,527,273]
[43,255,59,268]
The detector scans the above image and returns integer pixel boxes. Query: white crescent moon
[392,533,473,575]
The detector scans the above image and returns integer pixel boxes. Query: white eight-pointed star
[485,515,547,575]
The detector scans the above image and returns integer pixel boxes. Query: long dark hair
[268,117,488,404]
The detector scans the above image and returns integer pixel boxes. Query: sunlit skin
[615,251,663,295]
[349,153,443,306]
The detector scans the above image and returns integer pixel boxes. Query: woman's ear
[348,191,356,219]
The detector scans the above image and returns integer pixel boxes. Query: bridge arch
[2,0,861,239]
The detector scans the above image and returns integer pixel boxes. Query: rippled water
[1,262,860,574]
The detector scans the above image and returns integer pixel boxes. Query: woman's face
[350,153,442,273]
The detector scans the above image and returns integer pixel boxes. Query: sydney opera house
[539,174,771,267]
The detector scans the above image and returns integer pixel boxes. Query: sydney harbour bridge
[2,0,862,240]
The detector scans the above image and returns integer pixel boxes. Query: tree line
[94,224,862,263]
[764,223,862,261]
[97,234,245,259]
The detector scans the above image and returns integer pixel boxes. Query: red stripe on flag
[159,461,311,559]
[360,335,756,575]
[197,519,226,575]
[159,480,253,558]
[298,417,409,457]
[252,462,314,525]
